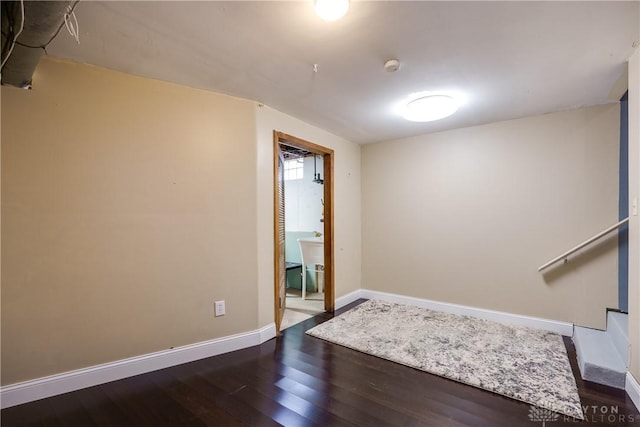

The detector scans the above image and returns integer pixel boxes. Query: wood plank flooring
[2,299,639,426]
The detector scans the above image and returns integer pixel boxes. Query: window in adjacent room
[284,158,304,181]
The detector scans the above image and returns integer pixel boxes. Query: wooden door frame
[273,131,335,333]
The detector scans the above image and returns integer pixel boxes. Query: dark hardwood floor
[3,299,639,426]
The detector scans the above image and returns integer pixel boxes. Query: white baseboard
[259,322,277,343]
[0,323,276,409]
[335,289,365,310]
[0,292,576,409]
[627,372,640,412]
[359,289,574,336]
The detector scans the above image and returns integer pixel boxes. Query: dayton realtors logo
[528,404,637,425]
[528,406,559,426]
[564,405,636,423]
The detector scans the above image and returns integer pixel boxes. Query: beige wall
[629,45,639,381]
[1,58,259,385]
[255,106,362,327]
[362,105,620,329]
[0,52,625,388]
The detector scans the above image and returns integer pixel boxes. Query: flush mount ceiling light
[314,0,349,21]
[403,94,459,122]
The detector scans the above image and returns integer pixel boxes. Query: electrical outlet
[214,300,226,317]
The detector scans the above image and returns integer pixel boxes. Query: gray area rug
[306,300,583,420]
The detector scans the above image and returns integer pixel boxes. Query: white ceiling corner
[47,1,640,144]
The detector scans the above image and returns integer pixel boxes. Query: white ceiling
[47,1,639,144]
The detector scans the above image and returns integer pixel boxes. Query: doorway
[273,131,334,334]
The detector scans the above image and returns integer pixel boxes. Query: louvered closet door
[277,148,286,327]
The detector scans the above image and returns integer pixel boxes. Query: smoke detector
[384,59,400,72]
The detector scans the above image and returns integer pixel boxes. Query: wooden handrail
[538,218,629,272]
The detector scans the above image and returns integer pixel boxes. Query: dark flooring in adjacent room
[2,299,639,426]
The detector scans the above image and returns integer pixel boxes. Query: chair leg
[301,267,306,300]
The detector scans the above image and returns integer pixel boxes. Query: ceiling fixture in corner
[314,0,349,21]
[402,94,460,122]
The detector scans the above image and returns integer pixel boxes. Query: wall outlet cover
[214,300,226,317]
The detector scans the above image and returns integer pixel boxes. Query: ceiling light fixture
[314,0,349,21]
[402,94,459,122]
